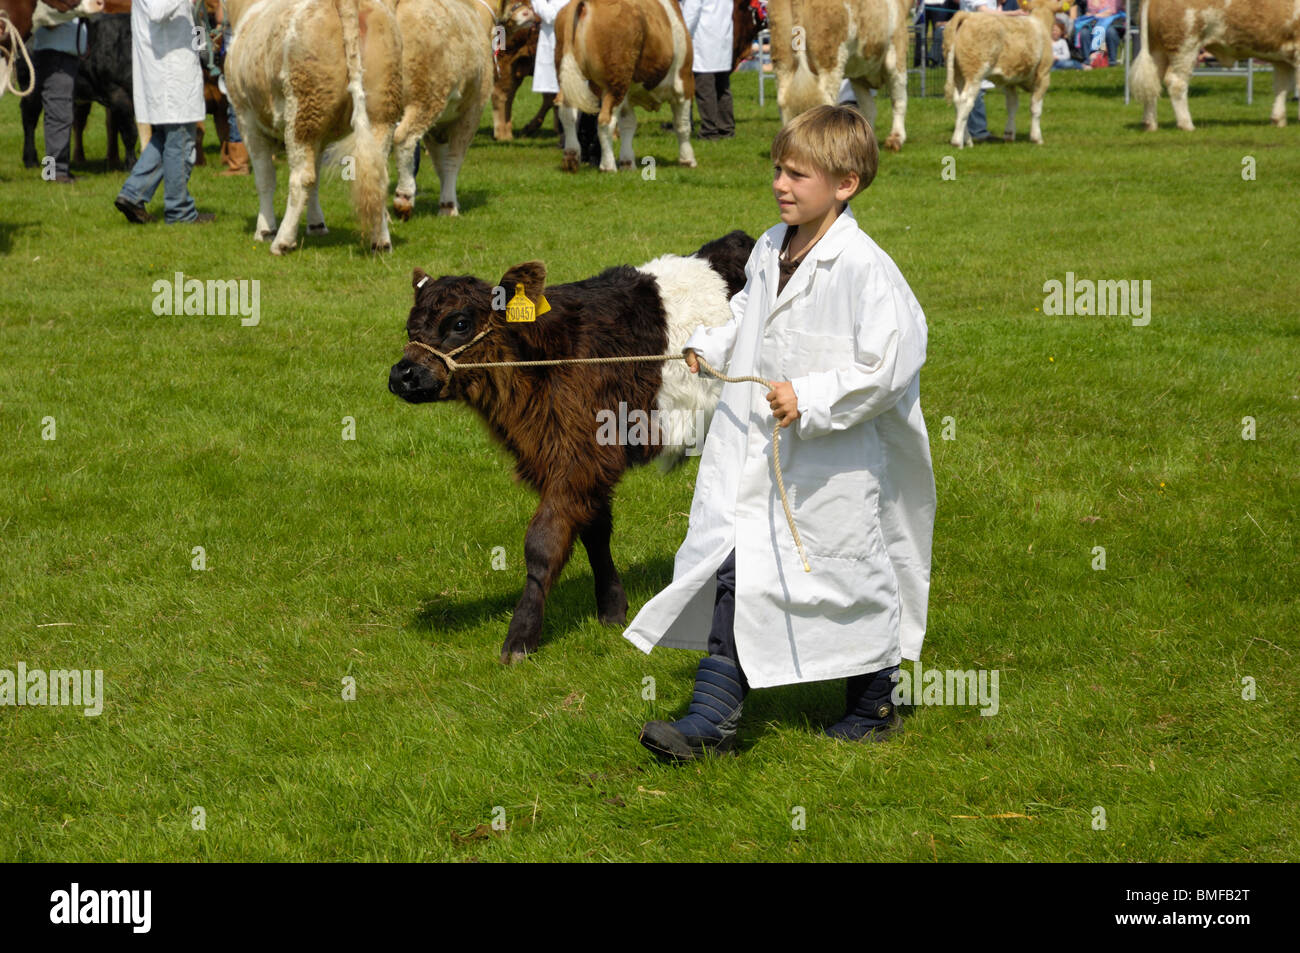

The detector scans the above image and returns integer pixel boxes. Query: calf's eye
[454,318,470,333]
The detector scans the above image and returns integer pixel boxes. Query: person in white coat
[113,0,211,224]
[530,0,564,98]
[682,0,734,138]
[630,105,936,761]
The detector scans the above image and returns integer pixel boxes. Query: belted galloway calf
[388,231,754,663]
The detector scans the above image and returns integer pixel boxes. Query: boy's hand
[683,348,699,374]
[766,381,801,428]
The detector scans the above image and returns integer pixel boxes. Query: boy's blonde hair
[770,105,878,198]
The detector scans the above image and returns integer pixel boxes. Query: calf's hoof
[270,239,296,255]
[393,194,414,221]
[1272,116,1287,127]
[561,150,580,172]
[371,240,392,253]
[883,133,903,152]
[255,228,276,242]
[1003,132,1016,143]
[438,202,459,217]
[618,160,634,170]
[499,635,539,665]
[679,157,697,168]
[307,222,328,236]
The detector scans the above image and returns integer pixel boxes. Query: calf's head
[388,261,547,404]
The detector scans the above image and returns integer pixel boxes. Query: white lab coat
[531,0,567,95]
[681,0,733,73]
[131,0,205,125]
[624,206,936,688]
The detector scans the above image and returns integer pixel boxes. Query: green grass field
[1,65,1297,862]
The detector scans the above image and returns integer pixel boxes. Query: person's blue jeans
[967,90,988,139]
[118,122,197,223]
[1074,13,1124,61]
[1053,58,1085,70]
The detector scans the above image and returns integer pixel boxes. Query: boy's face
[772,157,859,227]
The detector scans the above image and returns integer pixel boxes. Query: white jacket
[624,206,936,688]
[531,0,567,94]
[131,0,205,125]
[681,0,732,73]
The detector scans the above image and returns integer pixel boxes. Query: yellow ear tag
[505,283,550,322]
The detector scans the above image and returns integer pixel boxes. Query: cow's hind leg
[884,49,908,151]
[1003,87,1019,142]
[1029,81,1046,144]
[951,82,978,148]
[501,493,588,663]
[672,96,696,168]
[616,100,637,170]
[1166,54,1195,131]
[243,125,279,242]
[1271,62,1296,127]
[307,152,327,236]
[595,91,620,172]
[392,134,421,221]
[559,104,583,172]
[271,136,315,255]
[430,102,478,216]
[580,497,627,626]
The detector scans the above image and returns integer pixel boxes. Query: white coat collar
[764,203,860,318]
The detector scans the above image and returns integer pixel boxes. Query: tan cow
[555,0,696,173]
[391,0,497,219]
[224,0,402,254]
[1132,0,1300,131]
[943,0,1056,149]
[766,0,911,152]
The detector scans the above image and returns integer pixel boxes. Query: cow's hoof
[371,240,392,253]
[494,128,514,141]
[680,158,698,168]
[561,150,580,172]
[307,223,328,236]
[1003,133,1016,143]
[255,228,276,242]
[1030,136,1043,145]
[618,160,634,170]
[1272,116,1287,127]
[438,203,459,217]
[883,133,903,152]
[270,239,296,255]
[393,195,413,221]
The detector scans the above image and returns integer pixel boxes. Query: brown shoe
[220,140,250,176]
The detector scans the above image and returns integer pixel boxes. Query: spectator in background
[1051,19,1089,69]
[683,0,735,139]
[29,0,105,184]
[531,0,564,115]
[114,0,212,224]
[1070,0,1125,68]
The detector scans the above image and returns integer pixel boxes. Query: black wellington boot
[640,655,746,762]
[826,665,903,742]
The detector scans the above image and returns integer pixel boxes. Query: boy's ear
[497,261,547,309]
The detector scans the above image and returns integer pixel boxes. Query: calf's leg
[580,498,627,625]
[559,103,582,172]
[307,152,327,235]
[1003,86,1019,141]
[1029,81,1046,144]
[616,100,637,170]
[671,96,696,168]
[501,494,587,663]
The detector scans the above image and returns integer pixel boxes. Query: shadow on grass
[411,551,677,639]
[237,215,409,252]
[0,218,38,255]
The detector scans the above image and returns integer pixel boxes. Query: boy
[623,105,936,762]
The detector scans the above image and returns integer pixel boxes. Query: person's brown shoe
[114,196,153,224]
[177,213,217,224]
[220,140,250,176]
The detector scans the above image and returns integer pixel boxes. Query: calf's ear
[412,267,430,291]
[497,261,548,310]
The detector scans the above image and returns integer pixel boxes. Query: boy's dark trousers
[706,548,900,736]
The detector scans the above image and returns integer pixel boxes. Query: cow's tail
[1130,0,1160,105]
[334,0,387,241]
[558,1,600,114]
[779,1,824,120]
[943,12,969,104]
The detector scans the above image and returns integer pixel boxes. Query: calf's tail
[943,12,968,104]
